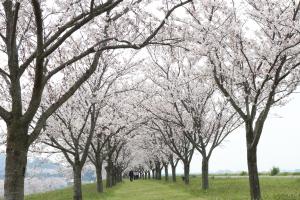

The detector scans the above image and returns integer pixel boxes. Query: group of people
[128,170,140,181]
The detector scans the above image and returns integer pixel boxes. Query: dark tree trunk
[119,169,123,182]
[148,171,150,179]
[152,169,155,179]
[183,162,190,185]
[106,159,113,188]
[247,146,261,200]
[95,162,103,193]
[116,167,122,183]
[112,166,116,186]
[105,166,112,188]
[155,162,162,180]
[164,164,169,181]
[155,169,161,180]
[202,157,209,190]
[73,165,83,200]
[158,169,162,180]
[171,165,176,182]
[4,126,29,200]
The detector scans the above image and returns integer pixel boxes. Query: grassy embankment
[26,176,300,200]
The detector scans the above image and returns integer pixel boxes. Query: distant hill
[0,154,95,181]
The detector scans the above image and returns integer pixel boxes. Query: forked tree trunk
[201,157,209,190]
[183,162,190,185]
[171,166,176,182]
[95,161,103,193]
[247,146,261,200]
[164,164,169,181]
[4,125,29,200]
[73,165,83,200]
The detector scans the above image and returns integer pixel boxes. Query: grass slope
[26,176,300,200]
[166,177,300,200]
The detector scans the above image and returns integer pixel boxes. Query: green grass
[26,176,300,200]
[164,176,300,200]
[26,180,203,200]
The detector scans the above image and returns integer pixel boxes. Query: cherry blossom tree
[168,153,180,182]
[143,45,241,189]
[88,126,109,193]
[185,0,300,198]
[43,90,98,200]
[182,96,240,190]
[135,126,170,180]
[85,49,141,193]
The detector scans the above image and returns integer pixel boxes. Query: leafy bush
[270,167,280,176]
[240,171,248,176]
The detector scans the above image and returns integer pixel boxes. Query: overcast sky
[175,91,300,174]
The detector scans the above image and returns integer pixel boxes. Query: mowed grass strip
[26,176,300,200]
[26,179,205,200]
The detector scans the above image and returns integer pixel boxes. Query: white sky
[175,91,300,174]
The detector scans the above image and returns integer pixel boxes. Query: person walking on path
[129,170,134,182]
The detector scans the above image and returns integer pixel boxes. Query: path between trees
[103,180,205,200]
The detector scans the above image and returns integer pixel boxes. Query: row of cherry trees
[40,49,145,200]
[0,0,192,199]
[133,46,240,189]
[130,1,300,200]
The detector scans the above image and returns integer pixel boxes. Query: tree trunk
[171,165,176,182]
[95,163,103,193]
[157,168,162,180]
[4,126,29,200]
[155,162,161,180]
[202,157,209,190]
[73,165,83,200]
[152,169,155,179]
[183,162,190,185]
[247,146,261,200]
[164,164,169,181]
[117,167,122,183]
[148,171,150,179]
[112,166,116,186]
[119,169,123,183]
[105,161,113,188]
[105,166,110,188]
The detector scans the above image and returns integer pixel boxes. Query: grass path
[27,179,205,200]
[100,180,204,200]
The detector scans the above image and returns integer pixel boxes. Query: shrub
[240,171,248,176]
[270,167,280,176]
